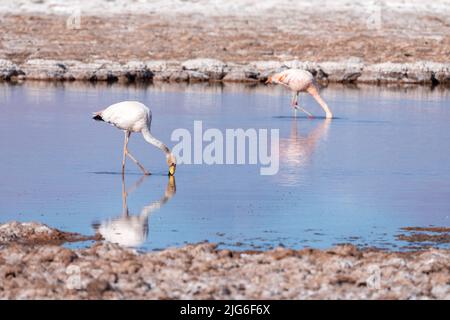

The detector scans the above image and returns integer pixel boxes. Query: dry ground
[1,2,449,65]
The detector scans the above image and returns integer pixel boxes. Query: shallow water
[1,82,450,251]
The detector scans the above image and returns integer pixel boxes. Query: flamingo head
[265,75,273,84]
[167,153,177,176]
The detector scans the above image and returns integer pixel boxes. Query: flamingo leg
[296,93,314,118]
[299,107,314,118]
[123,131,150,175]
[122,131,128,175]
[291,93,298,109]
[307,85,333,119]
[290,92,297,117]
[121,173,129,217]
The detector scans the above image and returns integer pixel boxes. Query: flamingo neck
[140,196,170,219]
[141,127,171,156]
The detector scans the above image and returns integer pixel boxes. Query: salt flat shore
[1,0,449,84]
[1,222,450,299]
[2,58,450,85]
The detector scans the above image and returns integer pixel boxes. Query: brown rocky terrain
[1,222,450,299]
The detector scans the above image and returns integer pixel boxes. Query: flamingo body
[96,101,151,133]
[271,69,314,92]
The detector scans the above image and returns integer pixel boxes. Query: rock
[420,62,450,84]
[187,70,209,81]
[88,60,123,82]
[318,61,364,82]
[0,59,23,80]
[145,61,181,81]
[87,279,111,296]
[67,60,103,81]
[21,59,68,80]
[431,284,450,298]
[0,222,56,243]
[182,58,228,80]
[123,61,154,82]
[169,71,189,82]
[250,60,285,71]
[326,244,361,257]
[152,70,173,81]
[222,71,244,81]
[434,69,450,84]
[249,60,286,81]
[0,221,98,245]
[145,60,171,73]
[283,60,318,73]
[222,66,259,82]
[357,62,446,84]
[244,69,259,79]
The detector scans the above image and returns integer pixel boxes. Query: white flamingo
[93,101,177,175]
[266,69,333,119]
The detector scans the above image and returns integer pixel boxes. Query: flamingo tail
[92,112,104,121]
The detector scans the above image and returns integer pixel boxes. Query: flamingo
[265,69,333,119]
[93,101,177,176]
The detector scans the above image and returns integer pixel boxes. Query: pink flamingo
[266,69,333,119]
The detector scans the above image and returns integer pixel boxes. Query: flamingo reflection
[92,175,176,247]
[278,118,331,185]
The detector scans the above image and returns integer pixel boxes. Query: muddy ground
[1,222,450,299]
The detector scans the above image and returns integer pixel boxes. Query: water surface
[1,82,450,251]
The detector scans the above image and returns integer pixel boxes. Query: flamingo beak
[265,78,270,84]
[169,163,176,176]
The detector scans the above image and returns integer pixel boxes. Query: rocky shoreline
[2,58,450,85]
[2,1,449,86]
[1,222,450,299]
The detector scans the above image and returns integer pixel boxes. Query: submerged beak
[169,163,176,176]
[265,79,270,84]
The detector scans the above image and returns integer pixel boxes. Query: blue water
[1,82,450,251]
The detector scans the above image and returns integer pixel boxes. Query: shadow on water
[91,171,143,176]
[273,116,390,125]
[92,175,176,248]
[91,171,171,177]
[273,115,343,120]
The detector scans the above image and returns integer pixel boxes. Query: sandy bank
[1,222,450,299]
